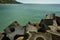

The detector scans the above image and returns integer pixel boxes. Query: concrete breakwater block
[52,34,60,40]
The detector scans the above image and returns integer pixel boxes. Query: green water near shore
[0,4,60,32]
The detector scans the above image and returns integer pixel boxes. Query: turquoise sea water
[0,4,60,32]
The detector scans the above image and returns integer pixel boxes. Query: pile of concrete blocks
[0,14,60,40]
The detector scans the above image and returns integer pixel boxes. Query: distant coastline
[0,0,22,4]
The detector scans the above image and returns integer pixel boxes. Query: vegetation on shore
[0,0,22,4]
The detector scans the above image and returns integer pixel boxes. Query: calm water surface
[0,4,60,32]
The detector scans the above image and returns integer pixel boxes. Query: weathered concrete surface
[28,32,52,40]
[52,34,60,40]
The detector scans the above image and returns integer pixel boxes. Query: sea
[0,4,60,32]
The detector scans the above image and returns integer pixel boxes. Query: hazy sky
[16,0,60,4]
